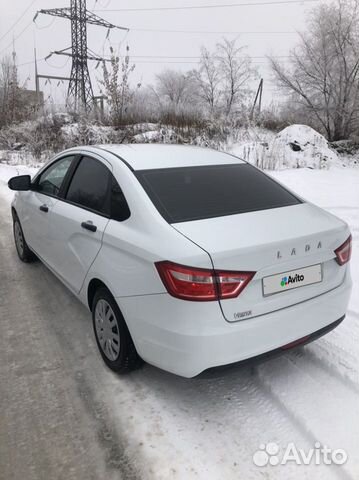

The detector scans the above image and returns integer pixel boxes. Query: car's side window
[65,156,111,216]
[111,175,131,222]
[37,156,74,197]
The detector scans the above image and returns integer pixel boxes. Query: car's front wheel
[92,288,143,373]
[13,215,36,263]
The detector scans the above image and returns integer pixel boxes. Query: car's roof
[95,143,245,170]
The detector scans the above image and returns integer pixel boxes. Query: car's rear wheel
[13,216,36,263]
[92,288,143,373]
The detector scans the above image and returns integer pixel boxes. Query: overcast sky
[0,0,316,107]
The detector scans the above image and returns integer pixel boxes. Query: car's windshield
[136,163,302,223]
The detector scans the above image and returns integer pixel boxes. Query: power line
[0,0,37,43]
[130,28,297,35]
[92,0,318,13]
[17,57,46,67]
[132,59,289,64]
[45,56,71,69]
[16,54,291,68]
[34,17,57,30]
[101,54,291,59]
[0,20,34,56]
[36,0,129,110]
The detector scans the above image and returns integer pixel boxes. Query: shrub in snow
[132,128,178,143]
[62,121,115,148]
[0,115,65,161]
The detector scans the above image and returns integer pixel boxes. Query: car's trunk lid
[173,203,349,322]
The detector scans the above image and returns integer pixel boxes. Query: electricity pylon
[35,0,128,111]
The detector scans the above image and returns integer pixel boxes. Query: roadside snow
[0,164,37,204]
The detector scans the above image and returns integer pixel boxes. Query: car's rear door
[21,155,77,259]
[46,154,112,293]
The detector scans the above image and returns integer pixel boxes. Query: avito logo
[281,273,305,287]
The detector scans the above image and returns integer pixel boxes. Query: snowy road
[0,165,358,480]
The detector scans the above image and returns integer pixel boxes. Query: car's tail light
[335,235,352,266]
[216,270,255,299]
[155,261,255,301]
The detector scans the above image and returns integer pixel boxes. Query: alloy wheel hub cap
[94,299,120,361]
[15,222,24,255]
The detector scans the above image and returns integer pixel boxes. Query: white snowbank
[269,124,339,169]
[230,124,340,170]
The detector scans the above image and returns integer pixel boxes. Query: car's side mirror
[8,175,32,191]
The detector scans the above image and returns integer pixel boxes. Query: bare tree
[100,46,140,126]
[270,0,359,141]
[216,38,254,116]
[190,47,221,114]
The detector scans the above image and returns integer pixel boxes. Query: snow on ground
[0,163,37,203]
[0,161,358,479]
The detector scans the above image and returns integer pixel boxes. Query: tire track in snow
[312,315,359,375]
[302,344,359,393]
[257,356,359,480]
[0,197,140,480]
[37,262,142,480]
[292,345,359,393]
[320,333,359,375]
[122,363,338,480]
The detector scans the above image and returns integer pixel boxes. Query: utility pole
[34,0,128,111]
[250,78,263,120]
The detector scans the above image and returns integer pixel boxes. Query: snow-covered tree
[189,38,255,117]
[190,47,221,114]
[270,0,359,141]
[152,70,196,111]
[216,38,255,116]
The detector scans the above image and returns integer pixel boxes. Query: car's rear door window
[65,156,111,216]
[136,163,302,223]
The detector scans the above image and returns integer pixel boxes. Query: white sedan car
[9,145,352,377]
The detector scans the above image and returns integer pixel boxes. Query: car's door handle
[81,221,97,232]
[39,204,49,213]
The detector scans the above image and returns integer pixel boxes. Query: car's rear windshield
[135,163,302,223]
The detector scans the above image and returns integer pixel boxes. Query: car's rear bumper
[118,270,352,378]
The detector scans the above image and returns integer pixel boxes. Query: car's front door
[22,155,76,260]
[46,155,112,294]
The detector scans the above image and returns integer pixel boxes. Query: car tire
[13,215,37,263]
[92,287,143,373]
